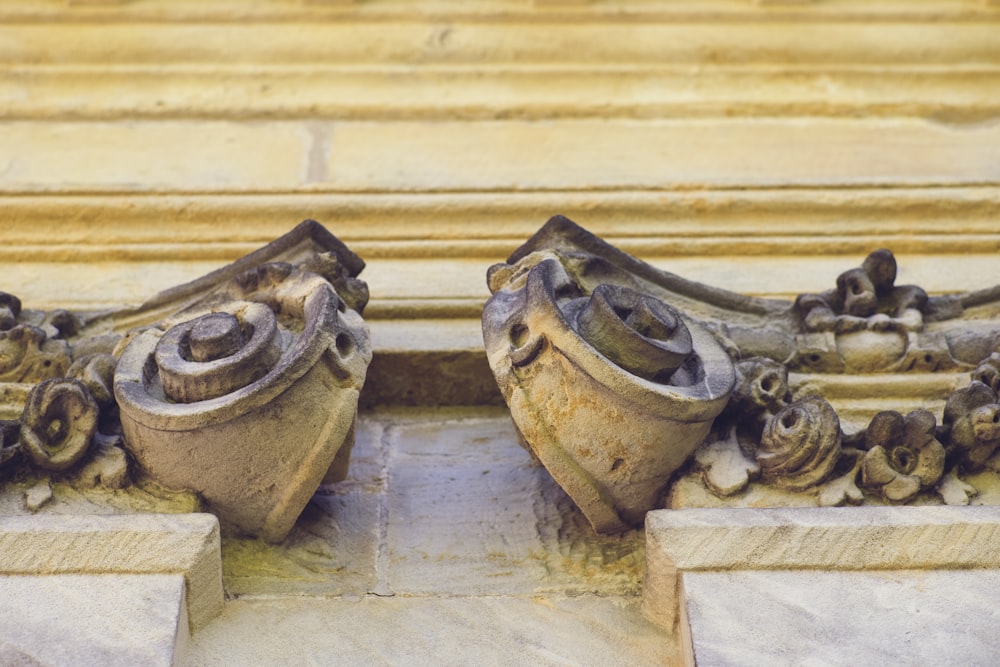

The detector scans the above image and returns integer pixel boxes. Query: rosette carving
[943,381,1000,472]
[722,357,790,440]
[757,396,841,491]
[861,409,945,503]
[20,378,99,472]
[0,325,71,383]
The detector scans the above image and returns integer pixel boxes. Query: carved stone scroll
[0,221,371,543]
[485,216,1000,530]
[115,265,370,542]
[500,216,1000,374]
[483,249,734,533]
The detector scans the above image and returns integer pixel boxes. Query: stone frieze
[484,216,1000,532]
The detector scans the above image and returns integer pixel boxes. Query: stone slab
[643,506,1000,639]
[187,595,676,667]
[385,416,552,595]
[0,122,309,191]
[682,570,1000,667]
[0,513,223,631]
[326,119,1000,191]
[221,418,383,598]
[0,573,187,667]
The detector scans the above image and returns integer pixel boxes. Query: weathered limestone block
[0,574,188,667]
[0,513,223,632]
[642,506,1000,635]
[682,570,1000,666]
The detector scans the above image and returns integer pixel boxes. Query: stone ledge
[0,573,189,667]
[681,569,1000,666]
[642,506,1000,632]
[0,513,224,631]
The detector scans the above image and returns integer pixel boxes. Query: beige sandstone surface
[3,1,1000,664]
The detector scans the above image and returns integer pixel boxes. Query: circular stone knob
[189,313,245,362]
[575,284,693,383]
[155,304,282,404]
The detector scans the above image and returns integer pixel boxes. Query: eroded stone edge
[0,513,224,632]
[642,506,1000,634]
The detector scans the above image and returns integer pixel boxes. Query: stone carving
[758,396,842,492]
[19,378,99,472]
[483,251,734,533]
[0,221,371,542]
[485,216,1000,527]
[795,249,928,335]
[116,263,370,542]
[690,354,1000,508]
[860,409,945,502]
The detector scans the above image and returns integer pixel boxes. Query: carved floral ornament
[0,221,372,542]
[483,216,1000,533]
[3,218,1000,543]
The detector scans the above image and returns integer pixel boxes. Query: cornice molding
[2,187,998,260]
[2,12,999,120]
[2,1,1000,22]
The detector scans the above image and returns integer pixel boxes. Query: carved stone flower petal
[757,396,841,491]
[944,381,1000,472]
[861,409,945,503]
[20,378,99,472]
[68,353,117,408]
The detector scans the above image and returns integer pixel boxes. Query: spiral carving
[20,378,99,471]
[574,283,694,383]
[154,304,283,404]
[758,396,842,491]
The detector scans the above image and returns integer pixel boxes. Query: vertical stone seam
[371,422,394,597]
[306,122,332,184]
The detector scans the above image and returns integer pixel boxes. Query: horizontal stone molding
[2,10,999,120]
[2,2,999,24]
[4,67,999,122]
[643,506,1000,632]
[1,186,999,257]
[0,513,224,631]
[3,120,1000,192]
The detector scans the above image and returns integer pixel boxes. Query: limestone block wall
[2,0,998,392]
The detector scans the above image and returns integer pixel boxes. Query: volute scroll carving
[115,263,371,541]
[0,221,372,543]
[484,216,1000,528]
[484,249,734,534]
